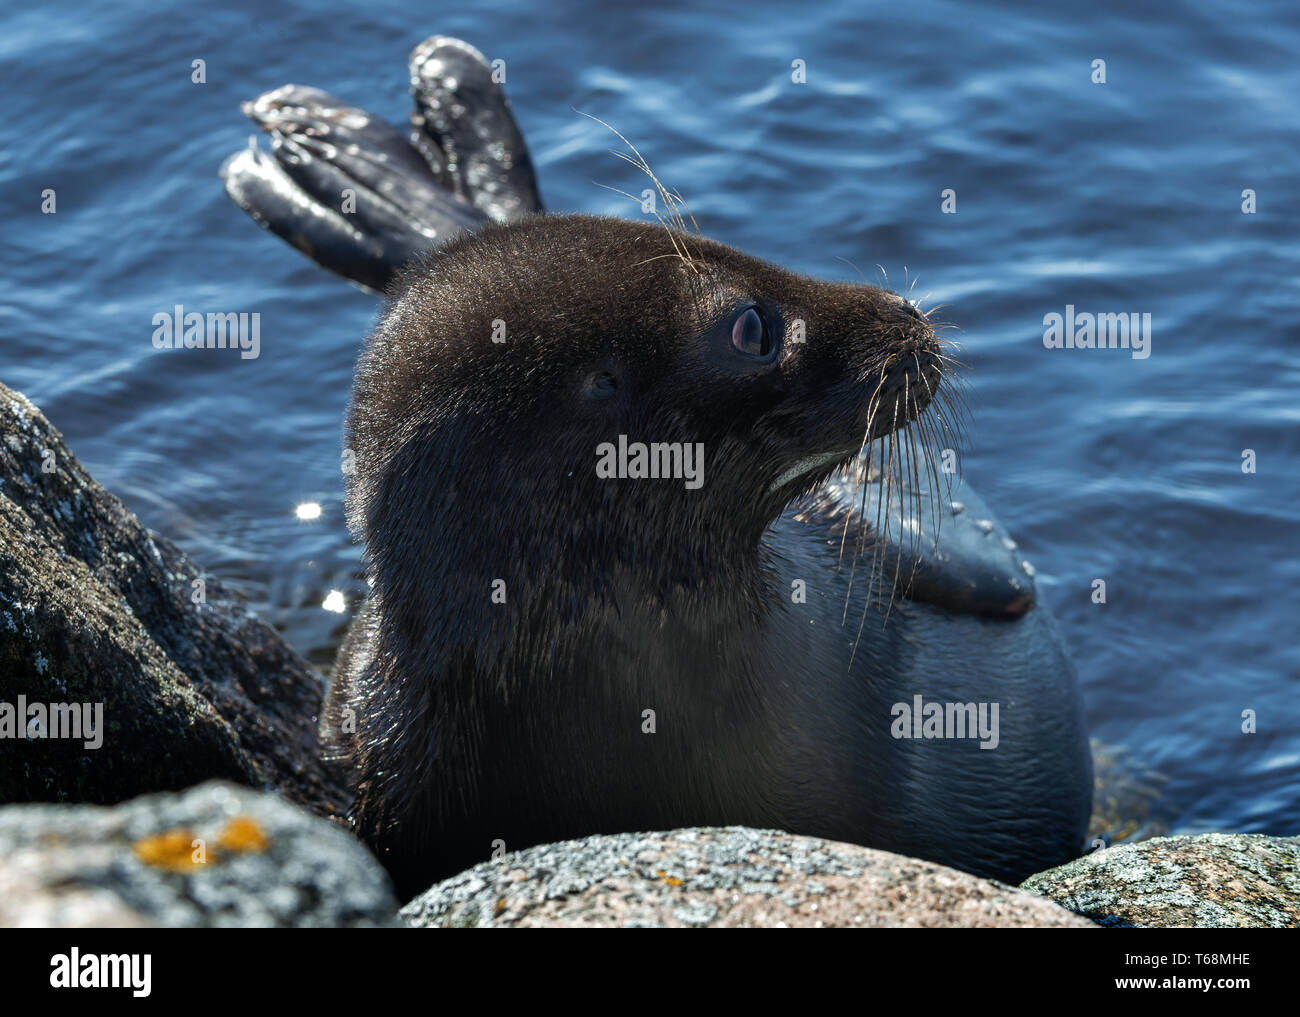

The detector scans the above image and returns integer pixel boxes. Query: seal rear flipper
[804,453,1040,619]
[244,85,488,238]
[221,143,398,292]
[409,36,544,220]
[223,84,490,292]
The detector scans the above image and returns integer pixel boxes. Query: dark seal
[225,36,1092,900]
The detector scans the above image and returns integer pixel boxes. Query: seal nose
[877,296,943,410]
[888,294,931,336]
[892,297,937,352]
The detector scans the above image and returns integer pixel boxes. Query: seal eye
[731,307,772,359]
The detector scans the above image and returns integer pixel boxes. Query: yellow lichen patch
[132,829,205,872]
[655,869,684,887]
[217,815,270,854]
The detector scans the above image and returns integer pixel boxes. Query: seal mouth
[766,449,857,494]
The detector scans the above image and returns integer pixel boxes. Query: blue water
[2,1,1297,839]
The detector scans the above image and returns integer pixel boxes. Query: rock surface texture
[402,827,1096,928]
[0,383,345,814]
[1022,832,1300,928]
[0,782,397,927]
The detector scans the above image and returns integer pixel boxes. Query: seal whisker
[836,255,870,284]
[843,368,892,614]
[608,150,688,230]
[902,377,925,576]
[851,433,900,663]
[901,388,926,595]
[604,141,700,247]
[877,398,905,625]
[848,331,971,656]
[924,405,948,517]
[591,179,701,274]
[664,184,703,237]
[936,385,973,449]
[932,350,969,369]
[580,110,706,273]
[633,253,708,268]
[912,354,943,539]
[839,369,889,621]
[938,392,974,447]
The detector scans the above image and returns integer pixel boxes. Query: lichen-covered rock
[0,782,397,927]
[402,827,1096,928]
[0,383,345,814]
[1021,832,1300,928]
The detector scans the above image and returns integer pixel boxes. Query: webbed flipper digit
[408,36,543,221]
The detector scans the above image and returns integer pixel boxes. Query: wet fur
[324,214,1091,898]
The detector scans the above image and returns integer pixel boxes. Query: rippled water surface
[2,0,1297,836]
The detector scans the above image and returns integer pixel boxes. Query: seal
[225,36,1093,900]
[325,217,1091,899]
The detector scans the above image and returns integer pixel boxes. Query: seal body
[324,214,1092,898]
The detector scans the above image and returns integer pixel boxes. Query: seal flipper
[803,453,1039,619]
[222,85,488,292]
[409,36,544,221]
[221,142,397,293]
[219,32,545,291]
[245,86,486,237]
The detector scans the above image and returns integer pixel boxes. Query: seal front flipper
[222,85,487,292]
[805,452,1039,619]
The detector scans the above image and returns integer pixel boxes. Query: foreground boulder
[0,383,344,814]
[1021,832,1300,928]
[0,782,396,927]
[402,827,1095,928]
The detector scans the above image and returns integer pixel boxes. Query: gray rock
[402,827,1095,928]
[0,383,345,814]
[0,781,398,927]
[1021,832,1300,928]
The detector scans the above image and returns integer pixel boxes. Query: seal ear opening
[582,371,619,401]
